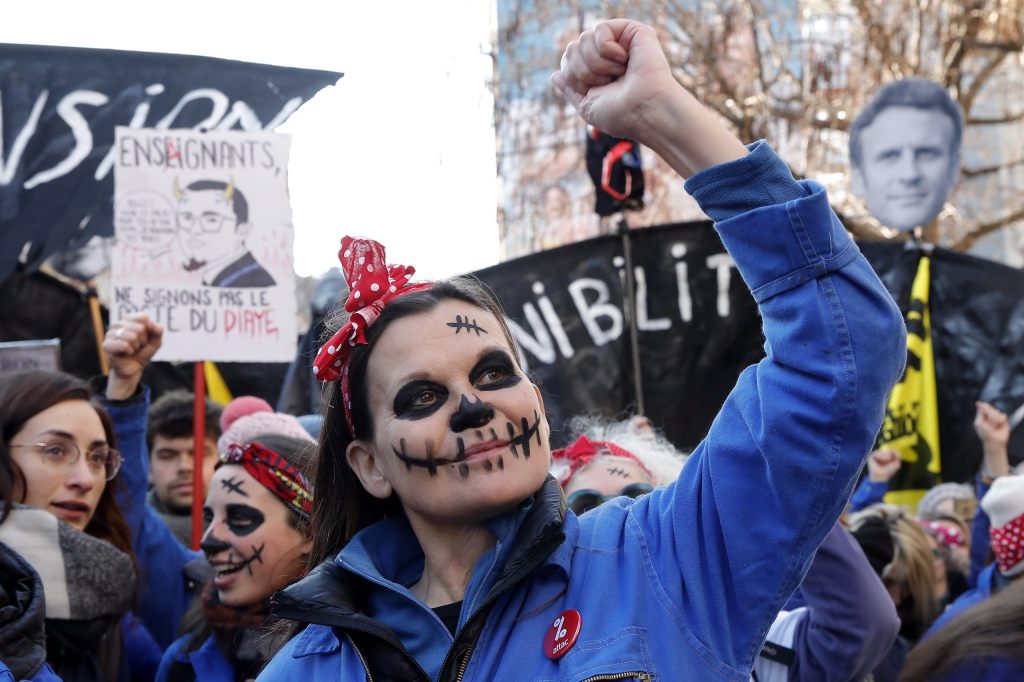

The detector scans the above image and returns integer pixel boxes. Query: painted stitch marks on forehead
[447,315,488,336]
[606,467,631,479]
[220,476,248,496]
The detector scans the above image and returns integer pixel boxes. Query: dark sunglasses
[566,483,655,516]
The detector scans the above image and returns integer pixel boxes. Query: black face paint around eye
[220,476,248,496]
[449,394,496,432]
[393,380,449,421]
[606,467,631,479]
[390,410,542,477]
[468,350,522,392]
[225,504,265,537]
[447,314,488,336]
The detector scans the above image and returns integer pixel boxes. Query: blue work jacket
[102,387,201,650]
[259,145,906,681]
[155,635,233,682]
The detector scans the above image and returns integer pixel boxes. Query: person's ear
[346,439,393,500]
[236,221,253,239]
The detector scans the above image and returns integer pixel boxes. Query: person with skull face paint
[261,19,906,682]
[155,433,313,682]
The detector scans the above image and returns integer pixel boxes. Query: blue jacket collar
[273,476,569,681]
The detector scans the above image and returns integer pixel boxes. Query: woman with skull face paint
[155,433,313,682]
[261,19,906,682]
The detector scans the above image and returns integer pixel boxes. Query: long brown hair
[306,276,521,570]
[899,578,1024,681]
[0,370,135,564]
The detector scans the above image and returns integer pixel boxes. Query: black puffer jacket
[0,540,49,680]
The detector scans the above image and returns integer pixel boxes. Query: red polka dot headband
[312,236,430,435]
[551,435,652,487]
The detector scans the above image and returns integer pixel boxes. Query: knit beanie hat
[217,396,313,453]
[981,475,1024,577]
[917,482,975,521]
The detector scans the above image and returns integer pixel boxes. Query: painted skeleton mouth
[392,410,543,477]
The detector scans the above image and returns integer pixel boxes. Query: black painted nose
[450,394,495,432]
[200,533,231,556]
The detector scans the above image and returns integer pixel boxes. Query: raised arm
[785,523,899,681]
[968,401,1009,586]
[849,449,901,512]
[99,314,199,649]
[556,20,906,675]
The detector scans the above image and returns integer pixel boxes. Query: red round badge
[543,609,582,660]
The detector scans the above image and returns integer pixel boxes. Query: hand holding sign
[551,20,746,177]
[104,313,164,400]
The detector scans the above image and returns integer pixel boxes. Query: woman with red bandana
[155,435,313,682]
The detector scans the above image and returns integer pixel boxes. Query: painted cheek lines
[506,410,543,460]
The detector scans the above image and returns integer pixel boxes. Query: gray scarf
[0,506,134,620]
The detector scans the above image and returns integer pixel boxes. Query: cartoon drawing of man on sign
[174,178,276,288]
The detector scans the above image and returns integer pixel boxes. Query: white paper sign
[112,127,296,362]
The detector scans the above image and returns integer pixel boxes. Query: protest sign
[112,127,296,362]
[0,43,339,280]
[0,339,61,375]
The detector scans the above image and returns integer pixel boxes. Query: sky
[1,0,500,281]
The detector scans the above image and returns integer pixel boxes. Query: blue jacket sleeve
[100,386,200,650]
[850,478,888,512]
[968,475,992,588]
[630,143,906,676]
[786,523,900,682]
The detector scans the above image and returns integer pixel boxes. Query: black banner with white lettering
[476,225,1024,482]
[0,44,340,278]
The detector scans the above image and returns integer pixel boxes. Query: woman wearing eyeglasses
[0,369,139,680]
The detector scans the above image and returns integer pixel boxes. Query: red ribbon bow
[312,236,429,434]
[551,435,651,486]
[218,442,313,518]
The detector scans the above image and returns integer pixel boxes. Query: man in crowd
[849,77,963,233]
[146,390,222,545]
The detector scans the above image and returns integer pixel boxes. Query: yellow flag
[876,255,940,512]
[203,361,233,406]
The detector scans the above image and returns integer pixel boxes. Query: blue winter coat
[155,636,233,682]
[259,142,907,682]
[102,387,201,649]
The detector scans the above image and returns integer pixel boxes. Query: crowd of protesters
[2,17,1024,682]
